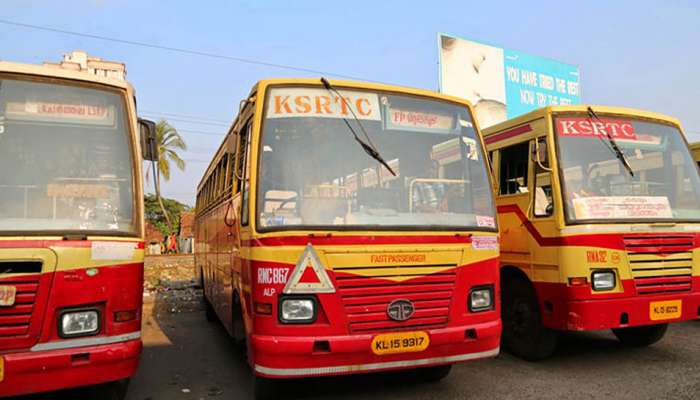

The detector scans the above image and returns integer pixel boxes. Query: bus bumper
[565,292,700,331]
[0,337,141,397]
[250,319,500,378]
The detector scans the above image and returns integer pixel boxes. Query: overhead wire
[0,18,372,81]
[140,114,229,126]
[3,18,698,138]
[139,110,229,124]
[176,129,225,137]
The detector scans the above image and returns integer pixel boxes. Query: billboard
[438,33,581,127]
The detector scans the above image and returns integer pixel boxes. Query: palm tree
[151,120,187,231]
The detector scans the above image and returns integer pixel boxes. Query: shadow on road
[549,329,679,363]
[9,286,700,400]
[130,291,700,400]
[126,276,254,400]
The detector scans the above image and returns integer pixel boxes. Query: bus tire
[501,277,558,360]
[203,281,216,322]
[232,292,246,349]
[253,376,279,400]
[612,323,668,347]
[420,364,452,382]
[204,297,217,322]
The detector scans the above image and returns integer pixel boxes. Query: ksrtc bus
[0,60,157,398]
[484,105,700,360]
[195,78,500,398]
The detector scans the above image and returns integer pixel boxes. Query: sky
[1,0,699,206]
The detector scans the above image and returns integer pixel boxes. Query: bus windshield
[257,85,496,230]
[0,77,136,234]
[555,114,700,223]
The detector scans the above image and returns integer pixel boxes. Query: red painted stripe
[0,240,144,249]
[484,124,532,144]
[0,262,144,281]
[497,204,700,250]
[242,234,475,248]
[336,273,456,288]
[246,257,496,270]
[338,282,455,297]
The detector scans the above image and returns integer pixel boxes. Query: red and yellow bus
[690,142,700,167]
[484,105,700,360]
[0,61,156,397]
[195,78,500,398]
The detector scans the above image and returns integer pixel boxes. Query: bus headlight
[279,297,316,323]
[469,286,494,312]
[592,270,616,291]
[59,309,100,337]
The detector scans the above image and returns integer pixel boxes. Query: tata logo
[387,299,414,322]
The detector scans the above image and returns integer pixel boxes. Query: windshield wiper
[587,106,634,177]
[320,77,396,176]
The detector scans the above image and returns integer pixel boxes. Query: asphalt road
[9,296,700,400]
[125,299,700,400]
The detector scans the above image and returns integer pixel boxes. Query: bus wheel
[232,293,246,350]
[420,364,452,382]
[612,323,668,347]
[253,376,279,400]
[204,297,217,322]
[203,281,216,322]
[502,277,558,360]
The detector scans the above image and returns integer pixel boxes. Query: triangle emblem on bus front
[283,244,335,294]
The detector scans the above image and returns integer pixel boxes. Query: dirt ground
[142,254,202,315]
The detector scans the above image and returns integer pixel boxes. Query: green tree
[144,194,190,235]
[148,120,187,230]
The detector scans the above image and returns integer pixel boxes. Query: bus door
[213,162,226,320]
[528,135,561,319]
[228,115,252,340]
[216,153,233,328]
[495,141,532,271]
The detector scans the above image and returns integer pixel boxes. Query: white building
[43,50,126,80]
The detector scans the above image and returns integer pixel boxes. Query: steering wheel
[265,192,298,212]
[584,164,604,195]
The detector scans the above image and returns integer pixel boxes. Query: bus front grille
[335,264,456,334]
[633,275,693,295]
[0,274,41,339]
[623,235,694,295]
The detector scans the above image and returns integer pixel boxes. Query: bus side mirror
[545,203,554,216]
[533,137,549,167]
[139,118,159,162]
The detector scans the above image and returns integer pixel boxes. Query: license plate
[371,331,429,356]
[0,286,16,307]
[650,300,682,321]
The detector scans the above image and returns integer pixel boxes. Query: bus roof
[0,60,134,92]
[251,77,475,106]
[689,142,700,161]
[482,105,682,138]
[196,77,478,193]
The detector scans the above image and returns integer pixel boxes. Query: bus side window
[238,121,252,226]
[499,142,529,195]
[533,138,554,217]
